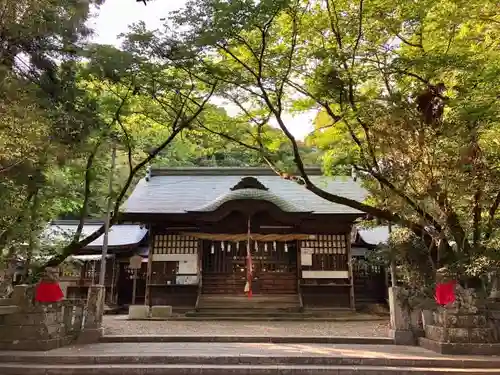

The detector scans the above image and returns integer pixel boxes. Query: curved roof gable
[188,188,311,213]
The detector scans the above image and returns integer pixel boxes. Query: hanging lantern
[264,243,268,252]
[228,242,231,252]
[221,241,225,251]
[284,243,288,253]
[273,241,277,251]
[254,241,258,251]
[210,243,215,254]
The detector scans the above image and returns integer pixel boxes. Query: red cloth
[246,245,253,298]
[435,280,456,305]
[35,281,64,303]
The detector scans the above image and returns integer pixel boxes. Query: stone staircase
[188,294,303,318]
[0,339,499,374]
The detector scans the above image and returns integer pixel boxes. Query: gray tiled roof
[44,223,148,248]
[121,167,368,215]
[357,226,390,245]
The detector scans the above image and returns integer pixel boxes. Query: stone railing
[0,284,104,350]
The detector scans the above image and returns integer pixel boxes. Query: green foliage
[370,228,434,285]
[148,0,500,275]
[4,0,500,286]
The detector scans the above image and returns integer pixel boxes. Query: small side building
[45,221,148,306]
[120,167,370,312]
[351,225,390,306]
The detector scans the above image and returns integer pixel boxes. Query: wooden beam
[347,226,356,311]
[144,224,154,307]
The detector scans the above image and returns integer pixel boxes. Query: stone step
[197,303,301,309]
[0,363,499,375]
[150,317,378,322]
[100,335,393,344]
[197,294,301,309]
[1,353,499,368]
[195,304,301,309]
[188,309,304,316]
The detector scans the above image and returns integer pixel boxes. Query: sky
[89,0,315,140]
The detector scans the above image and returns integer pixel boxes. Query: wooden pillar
[197,239,202,283]
[347,228,356,311]
[296,240,303,309]
[145,225,154,307]
[110,258,116,305]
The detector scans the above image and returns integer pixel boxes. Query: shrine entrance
[201,239,298,295]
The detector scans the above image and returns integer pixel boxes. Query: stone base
[151,306,172,318]
[425,324,496,343]
[389,328,416,345]
[128,305,150,320]
[419,337,500,355]
[0,338,62,351]
[433,310,488,327]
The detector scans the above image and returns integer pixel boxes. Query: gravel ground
[103,315,389,337]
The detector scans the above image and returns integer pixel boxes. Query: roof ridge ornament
[230,177,269,191]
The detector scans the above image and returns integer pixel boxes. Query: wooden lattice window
[300,235,347,254]
[300,234,348,271]
[153,234,199,255]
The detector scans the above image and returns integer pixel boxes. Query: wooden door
[116,262,147,305]
[252,240,297,294]
[201,240,298,294]
[201,240,246,294]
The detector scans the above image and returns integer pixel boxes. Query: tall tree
[140,0,500,272]
[0,0,105,286]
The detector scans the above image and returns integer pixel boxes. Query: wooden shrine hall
[119,167,382,312]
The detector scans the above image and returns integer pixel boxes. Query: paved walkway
[1,342,499,363]
[103,315,390,337]
[0,342,481,357]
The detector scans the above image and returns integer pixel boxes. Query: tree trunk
[23,187,40,280]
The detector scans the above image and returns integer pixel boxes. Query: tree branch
[41,83,217,268]
[73,141,101,244]
[395,33,424,49]
[351,0,364,68]
[0,158,27,174]
[485,191,500,240]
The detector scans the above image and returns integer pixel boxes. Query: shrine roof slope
[357,226,391,245]
[121,167,368,215]
[44,221,148,249]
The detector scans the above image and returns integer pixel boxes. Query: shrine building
[114,166,383,313]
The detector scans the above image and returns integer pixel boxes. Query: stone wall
[487,301,500,342]
[419,287,500,355]
[0,284,103,350]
